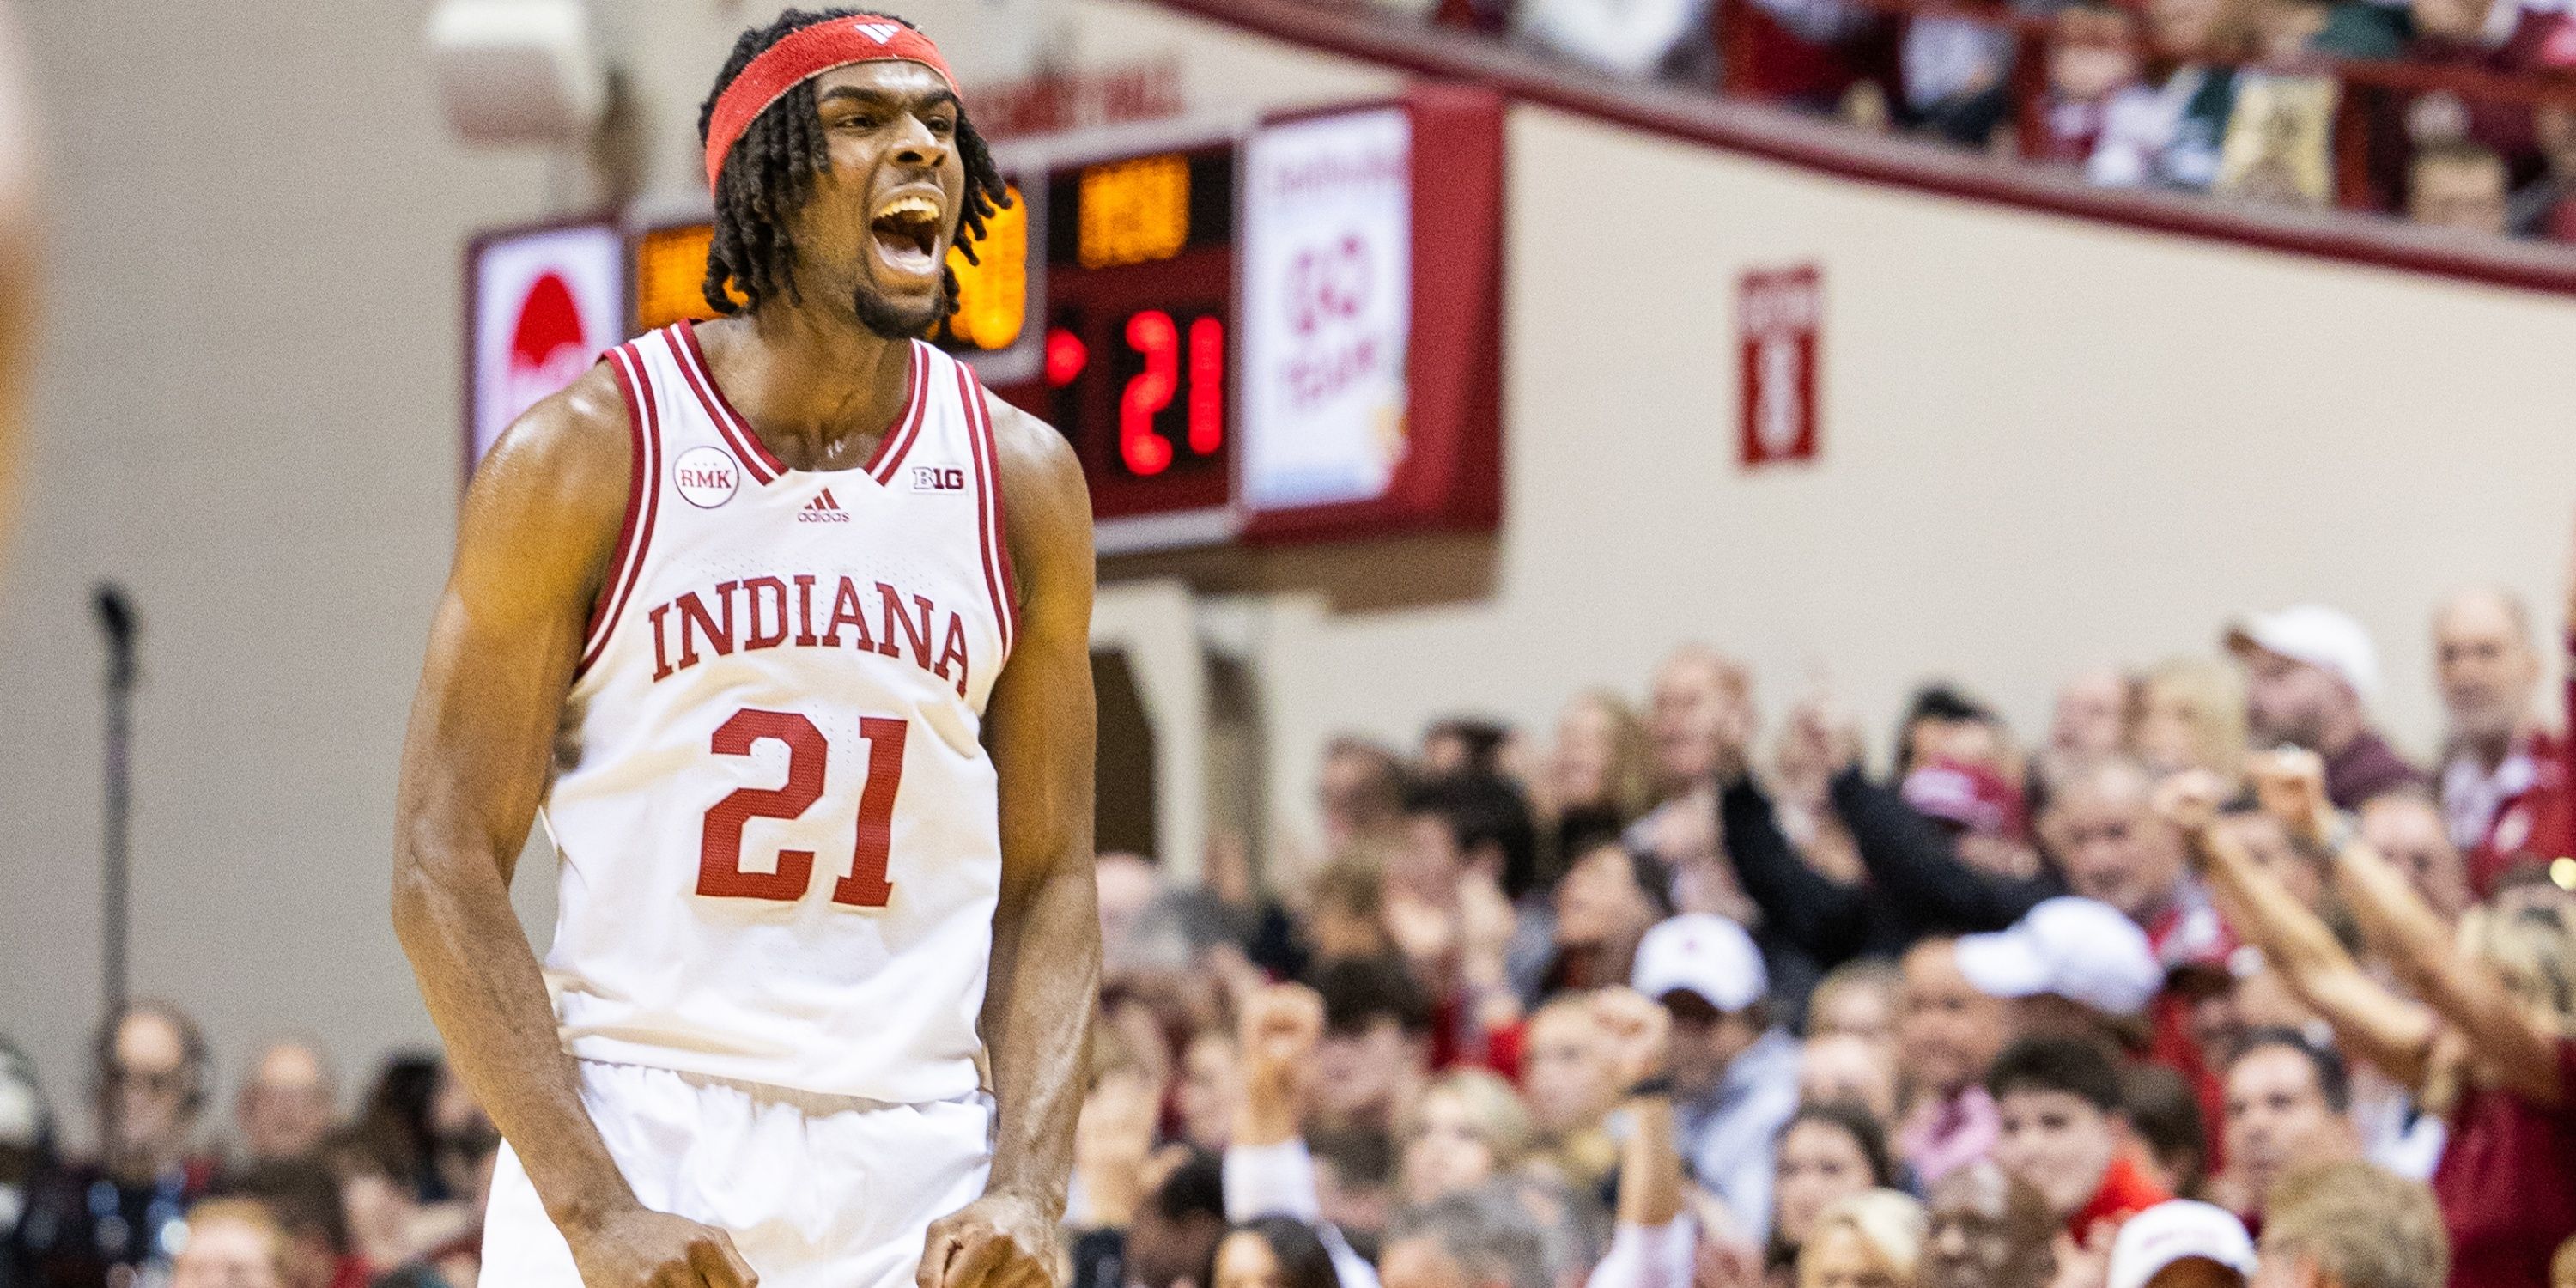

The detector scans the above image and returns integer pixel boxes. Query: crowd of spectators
[1334,0,2576,240]
[0,1015,496,1288]
[1062,568,2576,1288]
[10,570,2576,1288]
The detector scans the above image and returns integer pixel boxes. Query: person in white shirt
[1631,915,1801,1243]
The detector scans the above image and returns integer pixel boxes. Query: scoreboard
[515,85,1504,553]
[1010,138,1239,543]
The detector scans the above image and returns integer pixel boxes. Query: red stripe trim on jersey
[973,380,1021,655]
[671,321,785,484]
[960,365,1010,659]
[866,342,933,484]
[668,324,775,483]
[580,344,662,674]
[959,366,1018,660]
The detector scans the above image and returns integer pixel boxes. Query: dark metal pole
[93,582,137,1168]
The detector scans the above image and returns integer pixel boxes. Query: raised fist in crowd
[1591,986,1672,1091]
[2246,746,2333,845]
[2150,769,2231,841]
[1233,982,1324,1148]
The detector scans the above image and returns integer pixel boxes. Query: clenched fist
[1233,982,1323,1147]
[918,1194,1060,1288]
[1590,986,1672,1090]
[2248,747,2334,847]
[2150,769,2230,838]
[1239,983,1321,1086]
[564,1205,758,1288]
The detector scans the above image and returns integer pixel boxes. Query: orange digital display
[1077,154,1190,270]
[633,223,738,331]
[943,185,1026,351]
[646,205,1025,352]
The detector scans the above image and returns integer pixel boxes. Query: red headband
[702,15,960,192]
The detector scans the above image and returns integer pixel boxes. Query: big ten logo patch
[674,446,742,508]
[911,465,966,493]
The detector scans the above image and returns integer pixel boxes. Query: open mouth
[870,194,944,279]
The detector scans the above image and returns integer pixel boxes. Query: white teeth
[872,193,941,276]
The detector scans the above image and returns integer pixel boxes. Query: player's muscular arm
[920,404,1099,1288]
[392,368,756,1288]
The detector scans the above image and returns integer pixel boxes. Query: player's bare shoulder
[985,399,1092,580]
[471,363,631,531]
[453,361,635,611]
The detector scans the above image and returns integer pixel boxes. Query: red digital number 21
[697,708,907,908]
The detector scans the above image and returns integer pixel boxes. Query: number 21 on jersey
[697,708,907,908]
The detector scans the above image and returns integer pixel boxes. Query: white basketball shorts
[480,1060,993,1288]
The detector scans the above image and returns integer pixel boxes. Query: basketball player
[392,11,1097,1288]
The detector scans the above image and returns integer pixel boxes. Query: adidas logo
[852,20,902,42]
[798,489,852,524]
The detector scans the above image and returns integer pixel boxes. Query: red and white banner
[1738,264,1821,469]
[1239,106,1413,513]
[466,221,626,477]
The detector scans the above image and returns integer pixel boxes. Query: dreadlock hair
[696,9,1011,318]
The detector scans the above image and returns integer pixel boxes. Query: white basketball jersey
[538,320,1017,1105]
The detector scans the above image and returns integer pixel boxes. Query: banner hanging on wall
[1738,264,1822,469]
[1238,106,1413,513]
[465,221,626,477]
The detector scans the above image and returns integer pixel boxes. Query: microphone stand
[92,582,137,1176]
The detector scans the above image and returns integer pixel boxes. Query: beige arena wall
[0,0,567,1110]
[1049,1,2576,865]
[2,0,2572,1115]
[1241,100,2576,854]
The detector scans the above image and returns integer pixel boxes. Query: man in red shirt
[2227,605,2427,811]
[2373,0,2544,206]
[2431,587,2573,897]
[1988,1036,2172,1249]
[2044,760,2233,962]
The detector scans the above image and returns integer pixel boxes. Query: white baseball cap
[2226,604,2380,704]
[1953,896,2162,1016]
[2107,1200,2257,1288]
[1632,914,1766,1012]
